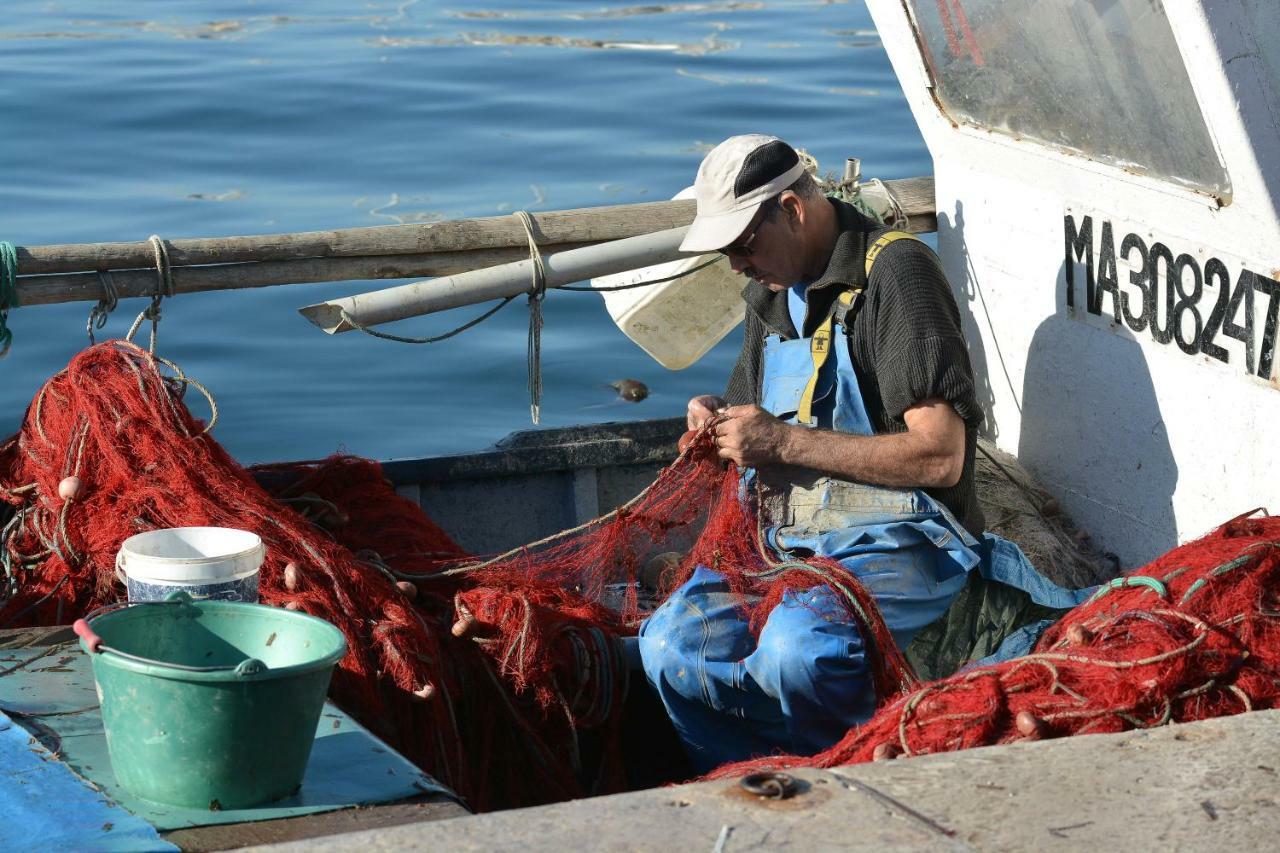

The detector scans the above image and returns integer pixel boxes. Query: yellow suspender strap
[797,289,857,425]
[795,230,919,426]
[864,230,918,278]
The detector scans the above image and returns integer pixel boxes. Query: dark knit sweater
[724,199,986,538]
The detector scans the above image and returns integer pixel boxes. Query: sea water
[0,1,929,463]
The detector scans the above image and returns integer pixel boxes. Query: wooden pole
[16,243,594,308]
[11,176,937,307]
[15,200,700,274]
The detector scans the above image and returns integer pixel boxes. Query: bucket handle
[73,617,105,653]
[74,595,270,677]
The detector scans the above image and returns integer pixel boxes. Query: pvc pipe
[298,226,694,335]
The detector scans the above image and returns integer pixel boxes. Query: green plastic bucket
[74,594,347,810]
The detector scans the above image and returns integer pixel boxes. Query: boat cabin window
[906,0,1230,197]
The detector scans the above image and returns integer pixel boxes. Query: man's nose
[728,254,751,275]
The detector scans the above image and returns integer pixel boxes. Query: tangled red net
[0,341,741,809]
[707,505,1280,775]
[2,341,1276,809]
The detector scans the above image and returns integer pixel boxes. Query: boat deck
[0,626,468,851]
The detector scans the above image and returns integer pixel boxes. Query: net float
[677,430,697,454]
[1015,710,1046,738]
[396,580,418,599]
[58,476,82,501]
[872,742,900,761]
[283,561,300,591]
[1066,624,1092,646]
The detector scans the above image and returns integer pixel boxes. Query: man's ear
[777,191,804,225]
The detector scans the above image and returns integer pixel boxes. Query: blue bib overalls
[639,290,1091,773]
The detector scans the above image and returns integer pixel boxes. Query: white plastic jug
[590,187,745,370]
[116,527,265,603]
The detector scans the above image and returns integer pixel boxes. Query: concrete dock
[254,708,1280,851]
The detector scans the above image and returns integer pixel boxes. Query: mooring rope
[558,255,723,291]
[339,297,517,344]
[125,235,175,354]
[834,177,908,231]
[513,211,547,425]
[87,269,119,345]
[791,145,911,232]
[0,241,19,357]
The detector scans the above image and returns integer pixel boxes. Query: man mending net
[637,134,1093,771]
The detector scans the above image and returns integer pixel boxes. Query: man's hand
[687,394,727,430]
[712,405,795,467]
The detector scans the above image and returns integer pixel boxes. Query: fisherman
[638,134,1092,772]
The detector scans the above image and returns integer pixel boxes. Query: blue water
[0,1,928,463]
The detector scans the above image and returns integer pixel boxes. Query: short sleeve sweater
[723,198,986,538]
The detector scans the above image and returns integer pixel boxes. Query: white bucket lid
[118,527,266,584]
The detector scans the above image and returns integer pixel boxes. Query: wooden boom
[9,177,936,308]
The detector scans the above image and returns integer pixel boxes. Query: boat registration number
[1064,213,1279,382]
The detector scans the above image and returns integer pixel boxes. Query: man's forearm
[710,400,966,486]
[777,424,962,489]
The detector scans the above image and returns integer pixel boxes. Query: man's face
[722,195,804,291]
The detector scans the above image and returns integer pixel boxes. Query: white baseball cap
[679,134,808,253]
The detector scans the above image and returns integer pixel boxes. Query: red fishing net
[2,341,1276,809]
[707,508,1280,776]
[0,341,750,809]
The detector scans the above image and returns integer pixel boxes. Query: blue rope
[0,241,18,357]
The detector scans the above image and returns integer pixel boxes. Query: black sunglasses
[719,199,778,258]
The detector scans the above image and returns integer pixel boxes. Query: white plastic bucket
[117,527,265,603]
